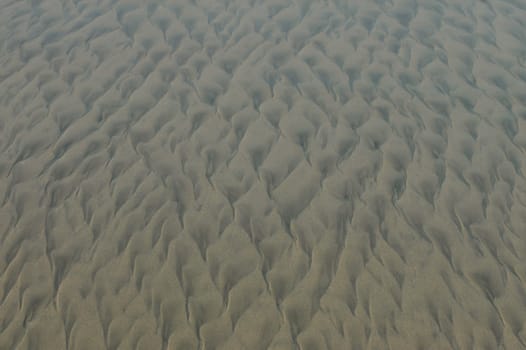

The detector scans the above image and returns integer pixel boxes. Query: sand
[0,0,526,349]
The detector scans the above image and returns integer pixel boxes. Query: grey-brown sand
[1,0,526,349]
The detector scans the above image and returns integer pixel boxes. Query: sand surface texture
[1,0,526,349]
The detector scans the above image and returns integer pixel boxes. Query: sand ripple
[1,0,526,349]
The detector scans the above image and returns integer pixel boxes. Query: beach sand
[1,0,526,348]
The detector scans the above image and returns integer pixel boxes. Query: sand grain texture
[1,0,526,349]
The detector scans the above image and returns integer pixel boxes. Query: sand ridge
[1,0,526,349]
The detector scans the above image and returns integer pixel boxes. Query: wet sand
[1,0,526,349]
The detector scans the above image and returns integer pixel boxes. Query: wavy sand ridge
[1,0,526,349]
